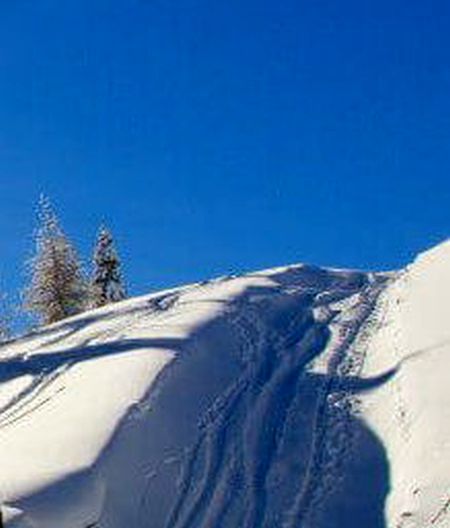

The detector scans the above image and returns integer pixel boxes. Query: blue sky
[0,0,449,302]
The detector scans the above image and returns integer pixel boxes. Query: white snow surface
[360,240,450,528]
[0,241,448,528]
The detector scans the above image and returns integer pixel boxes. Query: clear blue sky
[0,0,449,301]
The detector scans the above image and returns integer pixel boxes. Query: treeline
[2,195,127,337]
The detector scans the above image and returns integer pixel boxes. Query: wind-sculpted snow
[0,243,449,528]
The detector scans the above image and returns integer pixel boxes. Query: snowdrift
[0,241,448,528]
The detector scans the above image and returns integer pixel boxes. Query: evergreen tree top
[91,224,126,307]
[25,195,87,325]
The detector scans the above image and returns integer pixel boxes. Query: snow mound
[0,242,448,528]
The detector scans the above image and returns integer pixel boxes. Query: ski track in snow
[0,244,448,528]
[0,269,393,528]
[285,282,387,528]
[160,274,389,528]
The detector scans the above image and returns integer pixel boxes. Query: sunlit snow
[0,241,448,528]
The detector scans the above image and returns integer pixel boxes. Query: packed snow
[0,241,448,528]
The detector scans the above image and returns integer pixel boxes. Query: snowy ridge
[360,240,450,528]
[0,242,448,528]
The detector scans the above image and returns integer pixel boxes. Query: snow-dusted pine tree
[25,196,87,325]
[90,226,126,308]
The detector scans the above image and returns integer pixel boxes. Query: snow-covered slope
[0,241,448,528]
[360,241,450,528]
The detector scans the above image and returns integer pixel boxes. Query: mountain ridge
[0,241,448,528]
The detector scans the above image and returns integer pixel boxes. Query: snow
[0,242,448,527]
[360,240,450,528]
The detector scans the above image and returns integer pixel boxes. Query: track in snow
[0,268,394,528]
[157,271,391,528]
[0,289,183,432]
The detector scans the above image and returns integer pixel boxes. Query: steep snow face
[360,240,450,528]
[0,242,447,528]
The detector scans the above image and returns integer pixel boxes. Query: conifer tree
[25,196,87,325]
[90,226,126,308]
